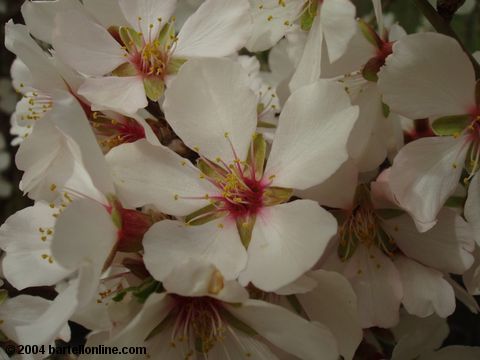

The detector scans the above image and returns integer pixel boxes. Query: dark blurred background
[0,0,479,355]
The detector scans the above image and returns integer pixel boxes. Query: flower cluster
[0,0,480,359]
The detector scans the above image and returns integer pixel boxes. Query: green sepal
[197,158,226,181]
[257,120,277,129]
[376,227,397,256]
[112,62,137,77]
[167,57,187,75]
[0,289,8,305]
[157,21,176,47]
[431,115,470,136]
[107,194,122,229]
[358,19,382,48]
[144,77,165,101]
[263,187,293,206]
[246,133,267,178]
[185,204,224,226]
[236,214,257,248]
[375,208,405,220]
[300,1,318,31]
[338,231,359,262]
[382,102,390,118]
[257,103,265,115]
[119,26,142,52]
[362,56,384,82]
[112,291,127,302]
[218,307,258,336]
[133,279,163,303]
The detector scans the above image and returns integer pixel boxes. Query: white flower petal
[164,58,257,163]
[384,209,474,274]
[296,158,358,209]
[83,0,129,28]
[53,10,126,76]
[389,136,469,231]
[0,202,72,290]
[246,0,304,52]
[5,21,67,92]
[239,200,337,291]
[21,0,83,44]
[226,299,338,360]
[119,0,176,39]
[143,219,247,282]
[78,76,147,115]
[465,172,480,246]
[395,256,455,318]
[344,245,402,328]
[106,140,216,215]
[289,13,323,93]
[320,0,357,63]
[298,270,362,360]
[378,33,476,118]
[175,0,251,58]
[266,80,358,190]
[51,199,117,278]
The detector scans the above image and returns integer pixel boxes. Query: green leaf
[119,26,142,52]
[431,114,470,136]
[144,77,165,101]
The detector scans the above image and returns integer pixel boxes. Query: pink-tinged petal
[378,33,476,119]
[465,172,480,246]
[164,58,257,163]
[143,219,247,282]
[21,0,83,44]
[266,80,358,190]
[119,0,176,40]
[106,140,216,216]
[226,299,339,360]
[239,200,337,291]
[10,58,34,93]
[383,209,474,274]
[246,0,304,52]
[78,76,147,115]
[296,159,358,209]
[53,10,126,76]
[298,270,362,360]
[320,0,357,63]
[83,0,129,28]
[389,136,469,231]
[5,21,67,92]
[176,0,251,58]
[0,202,72,290]
[344,245,402,328]
[395,256,455,318]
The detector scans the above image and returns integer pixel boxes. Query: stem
[413,0,480,79]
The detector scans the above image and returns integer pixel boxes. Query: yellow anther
[50,183,57,192]
[267,15,273,21]
[49,203,55,209]
[41,236,47,241]
[224,132,229,138]
[174,194,179,200]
